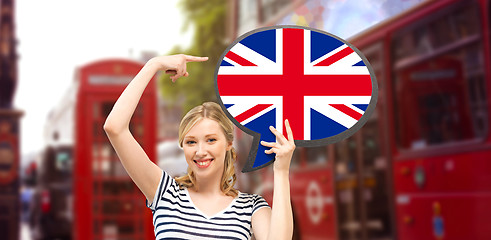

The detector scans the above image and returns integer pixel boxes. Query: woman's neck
[192,175,224,196]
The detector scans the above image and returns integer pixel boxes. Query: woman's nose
[196,143,207,156]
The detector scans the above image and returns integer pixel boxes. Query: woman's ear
[226,141,233,151]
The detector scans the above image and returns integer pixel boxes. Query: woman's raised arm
[252,119,295,240]
[103,54,208,201]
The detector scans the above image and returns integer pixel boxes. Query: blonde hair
[175,102,238,197]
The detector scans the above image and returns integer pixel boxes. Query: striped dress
[146,170,271,240]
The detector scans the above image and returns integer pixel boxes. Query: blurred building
[44,81,77,148]
[38,59,159,239]
[227,0,424,40]
[0,0,23,240]
[157,92,183,141]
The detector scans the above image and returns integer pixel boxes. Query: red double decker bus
[258,0,491,239]
[33,59,157,240]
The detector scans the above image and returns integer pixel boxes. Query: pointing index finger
[184,55,209,62]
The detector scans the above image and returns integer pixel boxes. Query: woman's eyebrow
[205,134,218,138]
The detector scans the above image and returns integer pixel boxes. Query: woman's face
[182,118,232,180]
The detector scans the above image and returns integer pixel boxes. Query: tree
[159,0,228,113]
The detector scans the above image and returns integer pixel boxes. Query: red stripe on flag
[283,28,305,139]
[314,47,354,66]
[330,104,363,120]
[217,74,372,96]
[235,104,273,123]
[225,51,257,66]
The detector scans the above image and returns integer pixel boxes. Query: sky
[14,0,192,163]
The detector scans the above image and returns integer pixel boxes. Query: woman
[103,54,294,239]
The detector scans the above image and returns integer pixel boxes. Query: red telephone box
[74,59,157,240]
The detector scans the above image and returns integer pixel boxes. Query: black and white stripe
[147,171,269,239]
[146,170,271,240]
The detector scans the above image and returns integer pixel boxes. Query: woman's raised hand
[260,119,296,173]
[148,54,208,82]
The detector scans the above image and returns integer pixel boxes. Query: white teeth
[197,160,210,166]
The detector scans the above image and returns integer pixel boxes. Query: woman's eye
[208,138,217,143]
[186,140,196,144]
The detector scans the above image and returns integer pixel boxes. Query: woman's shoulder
[237,191,259,197]
[235,191,271,214]
[236,191,267,203]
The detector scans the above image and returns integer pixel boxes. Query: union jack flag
[216,27,375,171]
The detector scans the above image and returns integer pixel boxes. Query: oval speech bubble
[215,25,377,172]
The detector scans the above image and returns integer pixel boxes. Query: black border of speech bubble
[214,25,378,172]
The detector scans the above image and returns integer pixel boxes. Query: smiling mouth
[193,159,214,168]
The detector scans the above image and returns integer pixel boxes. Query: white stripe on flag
[346,104,365,114]
[230,43,276,67]
[305,96,367,139]
[310,44,348,66]
[222,56,239,67]
[221,96,283,134]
